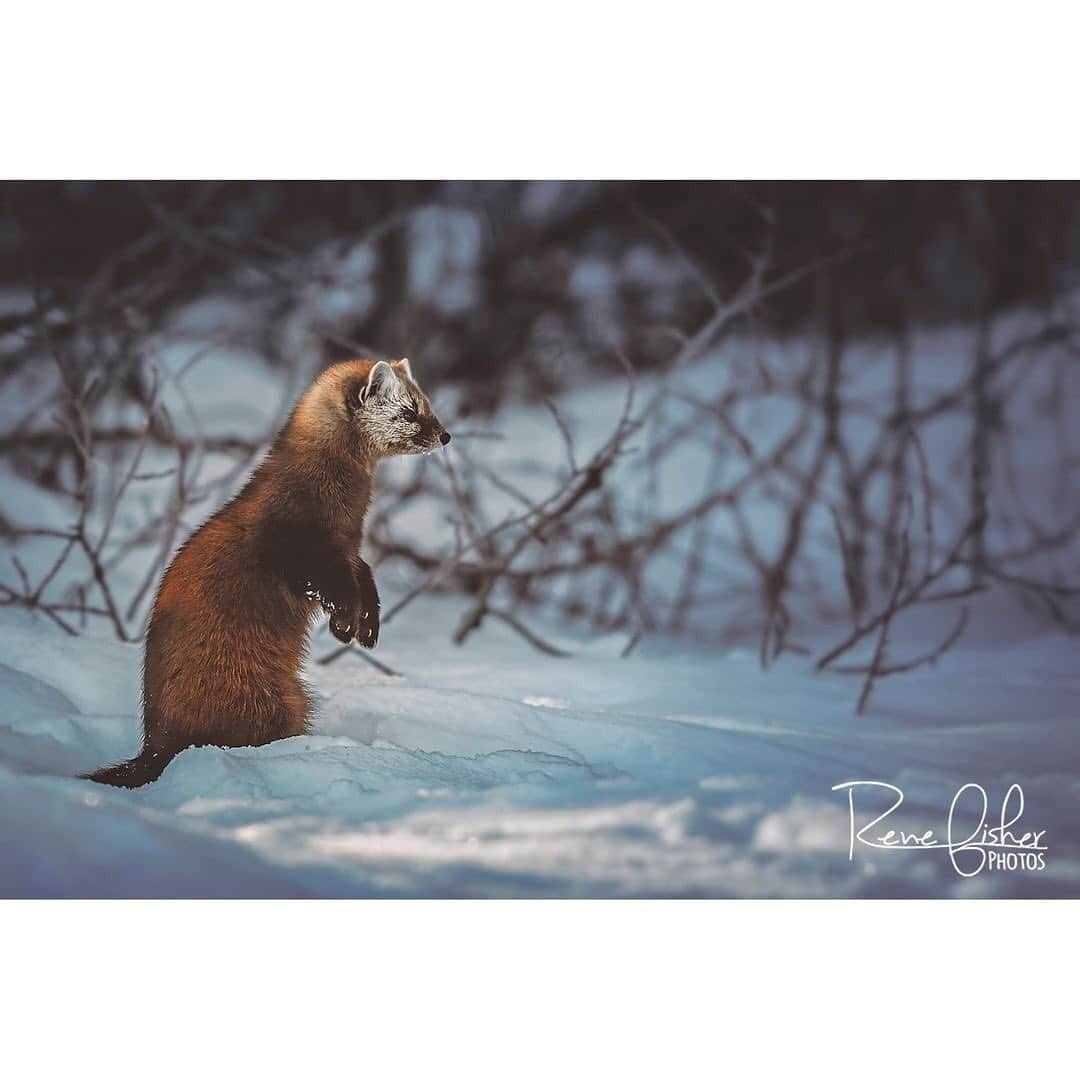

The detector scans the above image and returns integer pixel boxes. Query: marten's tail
[83,743,180,788]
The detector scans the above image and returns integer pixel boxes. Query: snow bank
[1,596,1076,897]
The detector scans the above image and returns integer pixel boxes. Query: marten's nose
[440,431,451,446]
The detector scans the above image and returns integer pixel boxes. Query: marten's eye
[402,406,419,423]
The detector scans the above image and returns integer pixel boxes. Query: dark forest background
[2,181,1079,709]
[4,181,1079,395]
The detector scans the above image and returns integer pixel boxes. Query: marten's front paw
[328,608,359,644]
[319,590,361,644]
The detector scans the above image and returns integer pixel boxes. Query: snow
[1,310,1078,897]
[1,591,1077,897]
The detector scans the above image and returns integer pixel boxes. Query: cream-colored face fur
[354,358,450,458]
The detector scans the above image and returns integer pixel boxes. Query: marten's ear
[359,360,399,406]
[392,357,413,380]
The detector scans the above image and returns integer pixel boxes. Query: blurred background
[5,181,1079,390]
[2,180,1079,705]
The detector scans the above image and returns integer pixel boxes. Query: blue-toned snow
[1,597,1077,897]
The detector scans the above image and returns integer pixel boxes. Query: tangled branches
[2,189,1079,714]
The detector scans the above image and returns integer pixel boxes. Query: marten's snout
[440,431,451,446]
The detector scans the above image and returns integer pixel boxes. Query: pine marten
[86,357,450,788]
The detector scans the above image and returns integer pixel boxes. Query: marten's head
[298,358,451,460]
[350,358,450,458]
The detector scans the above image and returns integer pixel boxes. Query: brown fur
[86,358,448,787]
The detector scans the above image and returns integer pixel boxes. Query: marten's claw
[357,607,380,649]
[329,610,357,644]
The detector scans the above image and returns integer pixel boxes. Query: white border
[4,900,1077,1078]
[4,3,1080,177]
